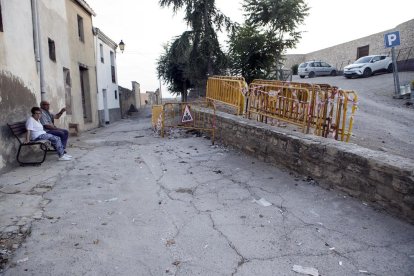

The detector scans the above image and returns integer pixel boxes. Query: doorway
[79,65,92,123]
[357,45,369,59]
[102,89,109,124]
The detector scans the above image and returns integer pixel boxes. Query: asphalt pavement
[292,72,414,160]
[0,107,413,275]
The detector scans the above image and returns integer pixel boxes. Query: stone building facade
[119,82,140,117]
[283,19,414,72]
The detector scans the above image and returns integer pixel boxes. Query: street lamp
[118,40,125,53]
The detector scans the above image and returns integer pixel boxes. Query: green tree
[227,0,308,82]
[243,0,309,59]
[228,24,283,83]
[157,32,193,101]
[158,0,233,99]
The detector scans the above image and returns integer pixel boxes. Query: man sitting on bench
[40,100,69,151]
[25,107,72,161]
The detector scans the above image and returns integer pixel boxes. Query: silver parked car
[343,55,393,78]
[298,61,337,78]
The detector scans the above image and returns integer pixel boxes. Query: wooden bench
[7,121,56,166]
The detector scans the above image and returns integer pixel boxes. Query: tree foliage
[157,32,193,101]
[227,0,309,83]
[228,24,283,83]
[158,0,233,100]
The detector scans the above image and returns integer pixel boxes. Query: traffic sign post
[181,105,193,123]
[384,31,401,98]
[391,47,401,98]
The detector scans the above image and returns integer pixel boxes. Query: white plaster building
[93,27,121,125]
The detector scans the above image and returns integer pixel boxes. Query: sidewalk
[1,109,413,275]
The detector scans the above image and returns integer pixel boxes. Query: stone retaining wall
[205,110,414,223]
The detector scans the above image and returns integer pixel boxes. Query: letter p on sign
[384,31,400,48]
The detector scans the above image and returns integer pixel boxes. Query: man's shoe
[64,154,72,158]
[58,155,72,161]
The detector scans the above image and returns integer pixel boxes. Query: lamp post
[118,40,125,53]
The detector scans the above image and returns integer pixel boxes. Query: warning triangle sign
[181,105,193,123]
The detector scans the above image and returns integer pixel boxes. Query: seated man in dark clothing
[39,100,69,150]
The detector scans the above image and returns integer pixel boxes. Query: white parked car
[344,55,393,78]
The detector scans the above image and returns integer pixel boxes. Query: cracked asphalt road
[1,108,414,275]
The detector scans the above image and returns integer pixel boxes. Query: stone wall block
[336,183,362,198]
[376,183,399,201]
[403,195,414,209]
[392,177,412,194]
[302,162,324,178]
[368,169,394,184]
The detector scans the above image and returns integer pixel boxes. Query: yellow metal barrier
[201,77,357,142]
[248,83,312,132]
[211,75,247,82]
[309,86,358,142]
[161,100,216,144]
[249,80,358,142]
[206,77,247,115]
[152,105,163,130]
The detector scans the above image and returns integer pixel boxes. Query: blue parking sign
[384,31,400,48]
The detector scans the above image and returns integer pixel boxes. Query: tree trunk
[204,2,214,76]
[182,83,187,102]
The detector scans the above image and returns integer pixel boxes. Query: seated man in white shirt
[25,107,72,161]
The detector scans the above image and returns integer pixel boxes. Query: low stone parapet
[207,110,414,223]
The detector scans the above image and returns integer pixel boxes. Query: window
[48,38,56,61]
[77,15,84,42]
[372,56,380,62]
[114,90,118,99]
[110,51,116,83]
[100,44,104,63]
[0,2,3,32]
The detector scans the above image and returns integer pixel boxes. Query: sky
[86,0,413,98]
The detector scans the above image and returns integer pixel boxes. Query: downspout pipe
[92,28,103,126]
[31,0,46,101]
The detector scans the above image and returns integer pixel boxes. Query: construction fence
[206,76,248,116]
[152,100,216,144]
[205,76,358,142]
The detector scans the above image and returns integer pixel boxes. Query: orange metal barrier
[161,100,216,144]
[206,77,247,115]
